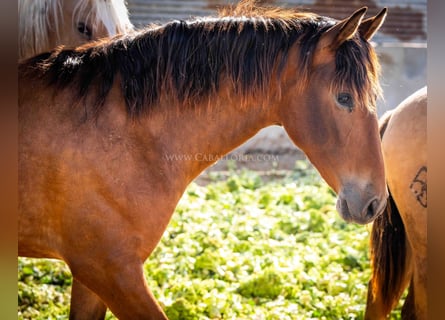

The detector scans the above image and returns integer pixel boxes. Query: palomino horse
[18,0,133,60]
[19,2,388,318]
[365,86,427,319]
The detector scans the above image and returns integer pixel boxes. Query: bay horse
[19,2,388,319]
[18,0,134,60]
[365,86,427,319]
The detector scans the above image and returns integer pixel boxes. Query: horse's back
[383,86,426,149]
[382,86,426,218]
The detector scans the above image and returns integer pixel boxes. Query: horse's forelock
[96,0,134,34]
[74,0,133,36]
[331,37,382,114]
[19,0,62,59]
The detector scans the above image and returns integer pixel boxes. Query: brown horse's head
[279,7,388,224]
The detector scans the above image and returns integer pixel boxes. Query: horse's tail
[368,191,408,315]
[367,111,409,315]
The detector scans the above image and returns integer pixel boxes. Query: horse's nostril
[366,199,378,218]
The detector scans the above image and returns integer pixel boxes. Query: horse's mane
[20,0,381,118]
[18,0,133,60]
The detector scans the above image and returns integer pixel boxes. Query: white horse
[19,0,134,60]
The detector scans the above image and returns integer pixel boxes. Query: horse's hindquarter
[381,87,427,318]
[382,88,427,254]
[18,85,179,263]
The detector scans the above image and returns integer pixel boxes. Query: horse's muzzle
[336,184,388,225]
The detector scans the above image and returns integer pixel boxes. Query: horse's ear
[319,7,368,51]
[359,7,387,41]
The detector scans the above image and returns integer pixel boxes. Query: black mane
[20,6,380,118]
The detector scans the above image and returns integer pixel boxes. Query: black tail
[369,191,408,315]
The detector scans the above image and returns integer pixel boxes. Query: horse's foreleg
[71,260,167,320]
[70,278,107,320]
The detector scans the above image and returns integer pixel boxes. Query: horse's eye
[336,93,354,112]
[77,22,92,40]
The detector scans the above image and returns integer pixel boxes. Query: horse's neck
[147,96,277,184]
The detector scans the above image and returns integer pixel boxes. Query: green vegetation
[18,162,403,319]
